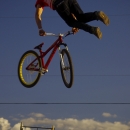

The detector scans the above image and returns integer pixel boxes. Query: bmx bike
[18,31,74,88]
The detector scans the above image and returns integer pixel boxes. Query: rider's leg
[53,0,97,24]
[54,0,102,39]
[68,19,102,39]
[68,0,110,25]
[68,0,98,23]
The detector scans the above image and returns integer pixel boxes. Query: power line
[0,103,130,105]
[0,74,130,77]
[0,16,56,19]
[109,14,130,16]
[0,14,130,19]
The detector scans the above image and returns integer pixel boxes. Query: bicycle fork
[58,43,68,68]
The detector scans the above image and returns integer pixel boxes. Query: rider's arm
[35,4,46,36]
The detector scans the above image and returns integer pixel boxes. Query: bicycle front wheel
[60,49,74,88]
[18,50,41,88]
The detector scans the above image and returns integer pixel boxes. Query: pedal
[41,68,48,75]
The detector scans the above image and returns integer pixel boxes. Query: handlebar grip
[45,33,56,36]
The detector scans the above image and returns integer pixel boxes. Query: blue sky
[0,0,130,129]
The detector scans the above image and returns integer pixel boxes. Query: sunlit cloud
[0,118,11,130]
[11,123,31,130]
[0,113,130,130]
[9,114,25,120]
[29,113,45,118]
[12,118,19,121]
[102,112,117,118]
[17,114,25,118]
[20,113,130,130]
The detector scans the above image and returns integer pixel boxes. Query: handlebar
[45,31,74,38]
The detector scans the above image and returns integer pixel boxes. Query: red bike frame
[26,35,64,71]
[40,35,63,70]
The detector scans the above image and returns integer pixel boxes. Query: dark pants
[53,0,98,33]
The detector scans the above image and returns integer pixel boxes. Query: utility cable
[0,103,130,105]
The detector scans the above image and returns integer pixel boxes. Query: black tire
[60,49,74,88]
[18,50,41,88]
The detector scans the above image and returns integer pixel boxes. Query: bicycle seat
[34,43,44,50]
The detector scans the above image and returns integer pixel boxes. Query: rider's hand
[72,27,79,34]
[39,29,46,36]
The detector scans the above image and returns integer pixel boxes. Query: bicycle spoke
[63,54,70,83]
[18,50,41,88]
[24,55,38,84]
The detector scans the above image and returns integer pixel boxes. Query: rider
[35,0,110,39]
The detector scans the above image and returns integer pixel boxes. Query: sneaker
[91,27,102,39]
[96,11,110,26]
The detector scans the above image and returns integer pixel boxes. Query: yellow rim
[19,53,39,86]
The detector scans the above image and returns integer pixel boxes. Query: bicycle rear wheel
[18,50,41,88]
[60,49,74,88]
